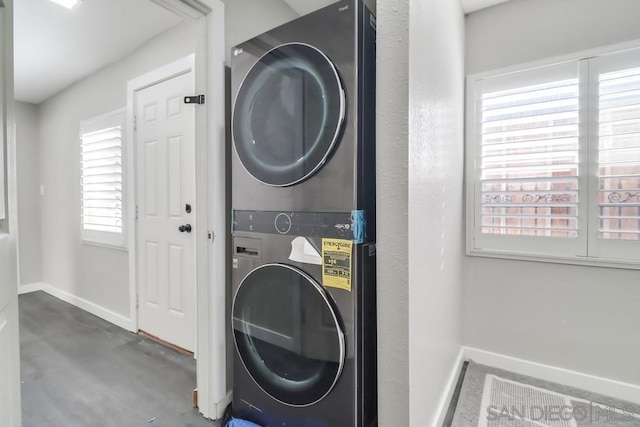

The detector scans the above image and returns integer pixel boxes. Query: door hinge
[135,205,139,220]
[208,231,213,241]
[134,115,137,130]
[184,95,205,105]
[136,295,139,308]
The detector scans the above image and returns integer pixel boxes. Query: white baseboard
[434,347,466,427]
[26,283,135,332]
[464,346,640,404]
[18,282,46,295]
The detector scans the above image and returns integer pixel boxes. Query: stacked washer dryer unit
[230,1,376,426]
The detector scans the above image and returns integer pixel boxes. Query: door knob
[179,224,192,233]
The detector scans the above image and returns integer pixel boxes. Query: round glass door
[232,43,346,187]
[232,264,345,407]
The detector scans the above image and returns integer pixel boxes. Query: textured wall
[407,0,465,423]
[376,0,410,424]
[377,0,466,424]
[465,0,640,385]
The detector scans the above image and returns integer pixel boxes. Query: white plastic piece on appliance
[288,236,322,265]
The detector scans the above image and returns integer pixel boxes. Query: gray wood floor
[19,291,218,427]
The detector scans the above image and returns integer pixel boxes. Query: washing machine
[230,0,377,238]
[231,222,377,427]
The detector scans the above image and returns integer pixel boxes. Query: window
[80,109,125,248]
[467,47,640,266]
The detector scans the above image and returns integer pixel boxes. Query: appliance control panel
[233,210,354,239]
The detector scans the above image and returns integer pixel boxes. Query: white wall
[466,0,640,74]
[15,101,41,286]
[465,0,640,386]
[407,0,465,423]
[377,0,466,424]
[38,22,198,318]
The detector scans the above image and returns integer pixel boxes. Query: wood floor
[19,291,218,427]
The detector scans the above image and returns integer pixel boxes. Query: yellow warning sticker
[322,238,353,292]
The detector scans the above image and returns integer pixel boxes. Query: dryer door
[232,263,345,407]
[233,43,346,187]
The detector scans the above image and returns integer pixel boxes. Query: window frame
[0,124,5,222]
[80,108,127,249]
[466,41,640,269]
[588,51,640,262]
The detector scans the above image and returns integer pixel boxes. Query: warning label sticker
[322,238,353,292]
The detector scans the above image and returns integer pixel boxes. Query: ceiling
[14,0,182,104]
[15,0,510,104]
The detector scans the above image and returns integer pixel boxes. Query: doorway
[11,0,228,421]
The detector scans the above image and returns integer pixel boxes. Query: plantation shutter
[80,109,125,247]
[471,61,588,256]
[468,48,640,264]
[590,49,640,260]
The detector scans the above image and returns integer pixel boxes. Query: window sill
[82,240,128,252]
[466,248,640,271]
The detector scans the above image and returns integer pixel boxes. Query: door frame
[195,4,231,419]
[0,0,22,424]
[125,1,229,418]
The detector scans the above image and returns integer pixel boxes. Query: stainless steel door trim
[231,262,346,407]
[232,42,346,187]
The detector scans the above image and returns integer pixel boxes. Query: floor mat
[479,375,576,427]
[451,361,640,426]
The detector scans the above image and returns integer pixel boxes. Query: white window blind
[467,47,640,266]
[81,109,125,247]
[481,77,581,239]
[598,66,640,241]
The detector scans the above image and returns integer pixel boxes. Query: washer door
[232,264,345,407]
[232,43,346,187]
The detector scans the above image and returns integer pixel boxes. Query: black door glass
[233,43,345,186]
[233,264,344,406]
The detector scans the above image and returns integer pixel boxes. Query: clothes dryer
[231,0,376,234]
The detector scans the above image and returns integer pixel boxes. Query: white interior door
[0,1,22,425]
[136,70,196,352]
